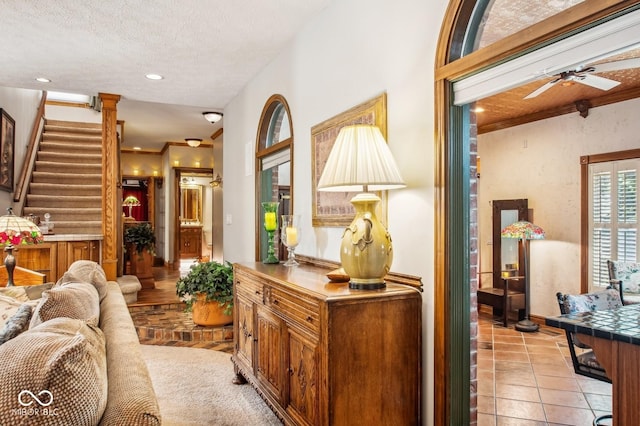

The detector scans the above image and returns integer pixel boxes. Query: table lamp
[0,208,44,286]
[123,195,141,219]
[501,220,545,332]
[317,125,405,289]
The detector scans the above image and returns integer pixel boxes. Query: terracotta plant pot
[192,293,233,326]
[128,246,155,289]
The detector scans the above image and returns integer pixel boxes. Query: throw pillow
[0,286,30,302]
[23,282,54,300]
[0,304,32,345]
[0,317,108,426]
[0,294,23,329]
[66,261,109,301]
[30,282,100,329]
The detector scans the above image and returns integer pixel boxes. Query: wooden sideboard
[9,238,101,283]
[232,261,422,425]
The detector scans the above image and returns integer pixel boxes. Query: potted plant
[176,260,234,326]
[124,222,156,289]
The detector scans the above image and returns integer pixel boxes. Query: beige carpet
[140,345,282,426]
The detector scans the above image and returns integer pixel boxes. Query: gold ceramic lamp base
[340,193,392,290]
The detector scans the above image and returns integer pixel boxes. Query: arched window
[255,95,294,262]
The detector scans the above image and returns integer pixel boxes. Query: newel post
[99,93,121,281]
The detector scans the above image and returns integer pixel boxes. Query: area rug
[140,345,282,425]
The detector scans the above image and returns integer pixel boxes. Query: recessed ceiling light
[472,107,485,113]
[133,146,142,150]
[35,77,51,83]
[145,74,164,80]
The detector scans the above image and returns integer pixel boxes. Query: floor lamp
[501,220,545,332]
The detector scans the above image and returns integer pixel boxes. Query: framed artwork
[311,93,387,227]
[0,109,15,193]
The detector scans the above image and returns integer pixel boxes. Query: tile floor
[477,313,612,425]
[133,265,613,424]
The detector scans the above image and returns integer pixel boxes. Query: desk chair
[607,259,640,305]
[556,288,622,426]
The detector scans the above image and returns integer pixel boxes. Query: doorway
[434,1,640,423]
[173,168,214,267]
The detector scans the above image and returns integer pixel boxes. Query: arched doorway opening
[434,1,640,424]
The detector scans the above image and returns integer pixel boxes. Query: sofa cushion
[66,260,109,301]
[0,317,107,426]
[30,282,100,329]
[0,303,32,345]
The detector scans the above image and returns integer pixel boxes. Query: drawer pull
[306,316,313,322]
[273,299,279,305]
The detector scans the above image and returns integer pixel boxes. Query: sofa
[0,260,161,425]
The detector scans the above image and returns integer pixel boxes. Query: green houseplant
[124,222,156,289]
[124,222,156,257]
[176,260,234,326]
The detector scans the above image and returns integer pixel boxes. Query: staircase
[22,120,103,235]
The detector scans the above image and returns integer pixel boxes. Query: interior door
[492,199,528,288]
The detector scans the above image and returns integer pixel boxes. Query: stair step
[22,207,102,220]
[42,133,102,145]
[32,172,102,185]
[52,222,102,235]
[44,121,102,136]
[39,141,102,154]
[129,304,234,346]
[35,161,102,174]
[28,183,101,196]
[26,195,102,208]
[37,151,102,164]
[45,120,102,130]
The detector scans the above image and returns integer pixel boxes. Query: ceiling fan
[524,57,640,99]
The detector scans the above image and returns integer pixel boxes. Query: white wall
[478,97,640,318]
[0,86,43,210]
[222,0,448,422]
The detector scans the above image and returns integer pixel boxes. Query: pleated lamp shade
[317,125,405,192]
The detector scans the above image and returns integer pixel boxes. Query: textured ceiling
[0,0,330,149]
[1,1,638,146]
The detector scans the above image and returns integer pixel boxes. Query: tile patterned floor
[132,265,613,423]
[477,313,612,425]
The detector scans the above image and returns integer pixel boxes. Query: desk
[546,304,640,425]
[477,276,525,327]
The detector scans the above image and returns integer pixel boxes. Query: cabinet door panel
[287,328,319,425]
[256,306,285,402]
[12,244,56,283]
[235,295,254,370]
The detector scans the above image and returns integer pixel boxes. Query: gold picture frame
[311,93,387,227]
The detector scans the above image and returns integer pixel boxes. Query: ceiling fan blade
[524,79,559,99]
[578,74,621,91]
[591,57,640,73]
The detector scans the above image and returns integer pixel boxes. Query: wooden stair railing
[13,91,47,208]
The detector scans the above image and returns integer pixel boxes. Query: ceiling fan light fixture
[203,112,223,123]
[185,138,202,148]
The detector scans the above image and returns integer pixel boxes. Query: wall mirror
[492,199,528,288]
[180,184,202,223]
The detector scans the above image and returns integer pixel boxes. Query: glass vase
[261,202,280,264]
[280,215,301,266]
